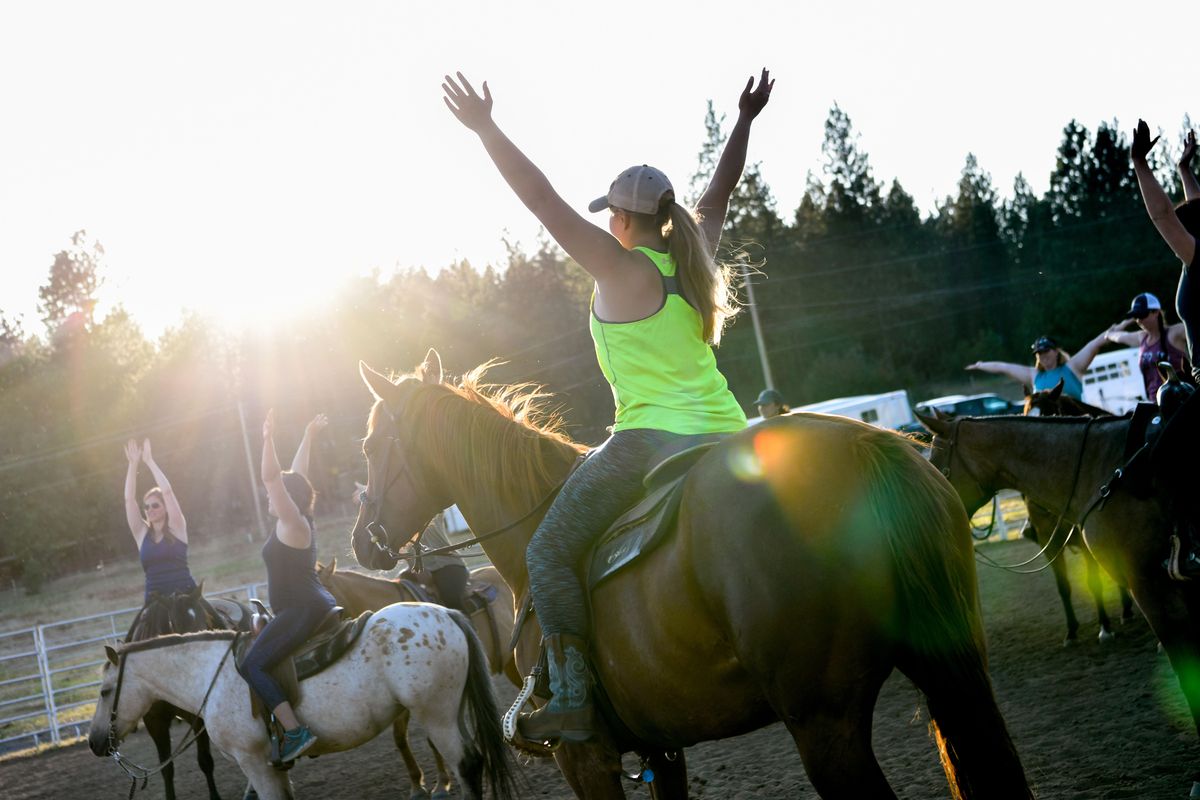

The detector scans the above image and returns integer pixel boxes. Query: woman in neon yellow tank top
[444,69,772,747]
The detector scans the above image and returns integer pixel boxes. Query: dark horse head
[1022,379,1109,418]
[350,349,456,570]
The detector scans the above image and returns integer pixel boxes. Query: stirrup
[502,673,557,756]
[1168,535,1193,582]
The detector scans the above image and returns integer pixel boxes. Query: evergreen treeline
[0,107,1192,591]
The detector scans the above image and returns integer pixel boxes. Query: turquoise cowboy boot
[516,634,596,745]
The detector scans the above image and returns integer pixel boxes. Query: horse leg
[427,739,454,800]
[640,749,687,800]
[1082,548,1116,642]
[553,738,627,799]
[192,720,223,800]
[1119,585,1136,622]
[1048,544,1081,646]
[143,703,177,800]
[235,755,293,800]
[391,708,431,800]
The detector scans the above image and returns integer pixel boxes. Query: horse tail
[859,431,1034,800]
[447,609,519,800]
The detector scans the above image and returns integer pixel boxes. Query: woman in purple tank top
[1105,292,1193,400]
[122,438,203,637]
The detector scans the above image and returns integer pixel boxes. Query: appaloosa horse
[347,350,1032,800]
[922,411,1200,797]
[315,559,518,799]
[90,604,517,800]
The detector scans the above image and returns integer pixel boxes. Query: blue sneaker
[279,725,318,762]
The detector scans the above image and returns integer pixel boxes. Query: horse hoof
[1098,629,1116,643]
[1062,637,1078,648]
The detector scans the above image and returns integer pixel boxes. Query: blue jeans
[239,603,327,711]
[526,428,678,639]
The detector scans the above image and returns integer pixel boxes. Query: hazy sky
[1,0,1194,337]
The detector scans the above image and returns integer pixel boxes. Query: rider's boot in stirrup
[516,633,595,746]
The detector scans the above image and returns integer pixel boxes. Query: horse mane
[371,362,586,510]
[119,629,238,654]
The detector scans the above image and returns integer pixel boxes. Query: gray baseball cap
[587,165,675,214]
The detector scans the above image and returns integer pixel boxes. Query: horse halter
[358,407,433,556]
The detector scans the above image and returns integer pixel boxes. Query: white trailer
[1081,347,1145,414]
[750,389,916,430]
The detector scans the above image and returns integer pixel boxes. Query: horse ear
[916,411,950,436]
[419,349,443,385]
[360,361,400,403]
[193,580,204,597]
[329,556,337,571]
[1049,379,1064,400]
[1022,384,1031,398]
[105,645,119,665]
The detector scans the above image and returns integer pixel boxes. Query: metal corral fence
[972,489,1031,542]
[0,581,267,756]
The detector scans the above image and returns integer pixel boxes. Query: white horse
[89,603,518,800]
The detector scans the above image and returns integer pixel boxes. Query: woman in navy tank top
[123,438,206,639]
[239,411,335,762]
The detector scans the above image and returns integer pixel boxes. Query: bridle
[105,634,238,799]
[933,416,1095,574]
[358,405,582,565]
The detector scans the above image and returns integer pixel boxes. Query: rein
[941,417,1094,574]
[361,400,586,564]
[107,634,239,799]
[368,459,580,564]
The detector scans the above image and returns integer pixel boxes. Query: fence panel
[0,582,265,755]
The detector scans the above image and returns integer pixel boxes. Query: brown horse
[315,559,518,800]
[347,351,1032,800]
[1019,382,1135,644]
[921,412,1200,796]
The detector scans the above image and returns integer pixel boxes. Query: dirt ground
[2,538,1197,799]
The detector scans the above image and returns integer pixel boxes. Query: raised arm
[123,440,146,543]
[262,410,310,548]
[1066,330,1110,377]
[695,69,774,255]
[141,439,187,543]
[290,413,327,479]
[1133,120,1196,265]
[441,72,636,283]
[1180,130,1200,203]
[1104,319,1143,348]
[965,360,1036,386]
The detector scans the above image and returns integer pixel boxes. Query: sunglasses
[143,502,163,511]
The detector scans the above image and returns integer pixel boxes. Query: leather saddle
[585,432,729,590]
[234,603,372,718]
[395,571,499,614]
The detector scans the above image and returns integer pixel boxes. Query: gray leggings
[526,428,678,638]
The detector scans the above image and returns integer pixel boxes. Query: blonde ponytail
[662,202,739,344]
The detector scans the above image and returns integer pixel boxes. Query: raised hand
[738,68,774,120]
[141,439,155,465]
[1132,119,1160,161]
[124,439,141,464]
[262,408,275,441]
[1182,130,1197,169]
[442,72,494,132]
[306,413,329,436]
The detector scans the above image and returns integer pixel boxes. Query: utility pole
[740,261,775,390]
[237,398,268,542]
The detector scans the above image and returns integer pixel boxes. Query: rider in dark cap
[754,388,790,420]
